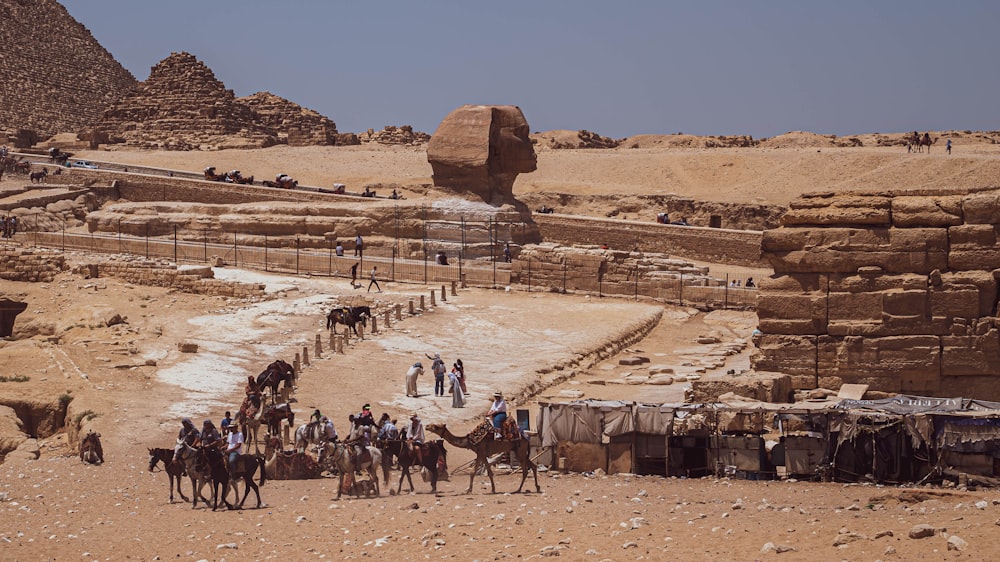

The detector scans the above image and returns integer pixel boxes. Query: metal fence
[12,212,761,309]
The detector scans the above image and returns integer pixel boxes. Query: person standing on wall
[355,234,363,257]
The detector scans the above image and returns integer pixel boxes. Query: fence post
[724,273,729,309]
[315,334,323,358]
[173,225,177,263]
[441,284,447,302]
[396,304,403,320]
[384,310,391,329]
[264,234,268,272]
[371,315,378,335]
[563,261,567,294]
[145,223,149,258]
[430,290,435,307]
[203,228,208,263]
[233,231,237,268]
[295,238,300,275]
[302,345,309,366]
[679,272,684,305]
[451,280,457,296]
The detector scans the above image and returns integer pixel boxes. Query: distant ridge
[0,0,137,140]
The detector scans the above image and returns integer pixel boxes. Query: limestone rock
[427,105,537,205]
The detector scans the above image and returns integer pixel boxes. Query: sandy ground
[4,139,1000,559]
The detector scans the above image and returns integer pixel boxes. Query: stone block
[929,286,981,320]
[962,192,1000,224]
[781,205,890,227]
[828,273,927,293]
[749,335,817,378]
[759,273,827,293]
[948,224,997,246]
[828,291,883,323]
[948,249,1000,271]
[817,335,940,380]
[882,290,928,317]
[941,330,1000,376]
[891,195,964,227]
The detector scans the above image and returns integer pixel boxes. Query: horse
[220,451,267,509]
[30,168,47,183]
[80,430,103,464]
[174,444,220,509]
[148,447,188,503]
[195,447,235,511]
[14,161,31,174]
[261,403,295,438]
[327,307,359,336]
[378,438,447,494]
[256,359,295,402]
[294,421,327,454]
[324,440,382,499]
[349,306,373,328]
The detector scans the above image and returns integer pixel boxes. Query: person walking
[367,266,381,293]
[503,243,512,263]
[947,139,952,155]
[350,262,359,288]
[449,368,466,408]
[405,361,424,396]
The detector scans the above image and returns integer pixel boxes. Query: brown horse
[261,402,295,438]
[80,430,103,464]
[256,359,295,402]
[148,447,188,503]
[427,421,540,494]
[378,438,447,494]
[29,168,47,183]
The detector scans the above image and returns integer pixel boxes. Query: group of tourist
[1,215,18,238]
[409,352,468,407]
[171,412,245,474]
[729,277,756,288]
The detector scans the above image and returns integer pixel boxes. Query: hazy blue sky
[61,1,999,139]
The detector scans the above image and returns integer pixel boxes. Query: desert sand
[3,138,1000,560]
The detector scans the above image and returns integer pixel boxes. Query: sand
[3,138,1000,559]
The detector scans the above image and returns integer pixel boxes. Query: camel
[426,422,540,494]
[263,434,322,479]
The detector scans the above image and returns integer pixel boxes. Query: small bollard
[408,300,414,315]
[371,315,378,334]
[395,304,402,321]
[315,334,322,358]
[302,346,309,366]
[420,295,426,310]
[451,280,457,296]
[441,285,447,301]
[384,310,391,329]
[343,326,350,344]
[329,331,335,350]
[461,273,467,288]
[357,323,365,341]
[335,335,344,354]
[430,290,436,307]
[294,355,300,375]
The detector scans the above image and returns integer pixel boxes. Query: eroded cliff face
[753,186,1000,400]
[427,105,537,206]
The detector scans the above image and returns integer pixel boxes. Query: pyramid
[96,52,277,150]
[0,0,137,140]
[237,91,338,147]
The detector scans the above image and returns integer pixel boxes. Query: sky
[61,1,1000,139]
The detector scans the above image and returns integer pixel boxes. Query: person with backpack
[425,352,447,396]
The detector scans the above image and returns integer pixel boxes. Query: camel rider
[226,424,244,474]
[406,412,426,464]
[200,420,222,449]
[173,418,200,468]
[487,391,508,438]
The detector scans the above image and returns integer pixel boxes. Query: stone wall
[81,258,266,299]
[0,246,67,282]
[0,0,137,139]
[535,214,765,268]
[753,186,1000,400]
[512,243,727,300]
[357,125,430,146]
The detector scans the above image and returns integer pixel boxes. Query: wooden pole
[441,285,447,302]
[315,334,322,358]
[430,290,435,307]
[451,280,457,296]
[302,345,309,366]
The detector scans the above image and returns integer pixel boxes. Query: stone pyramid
[0,0,137,141]
[237,91,338,147]
[96,52,277,150]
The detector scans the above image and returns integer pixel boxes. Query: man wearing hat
[487,392,508,437]
[405,362,424,397]
[406,413,426,464]
[225,423,244,473]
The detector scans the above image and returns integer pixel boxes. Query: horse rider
[225,423,244,474]
[355,404,375,429]
[173,418,200,470]
[220,411,233,434]
[377,413,399,442]
[311,409,323,424]
[320,415,338,442]
[487,391,509,438]
[406,412,426,464]
[200,420,222,449]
